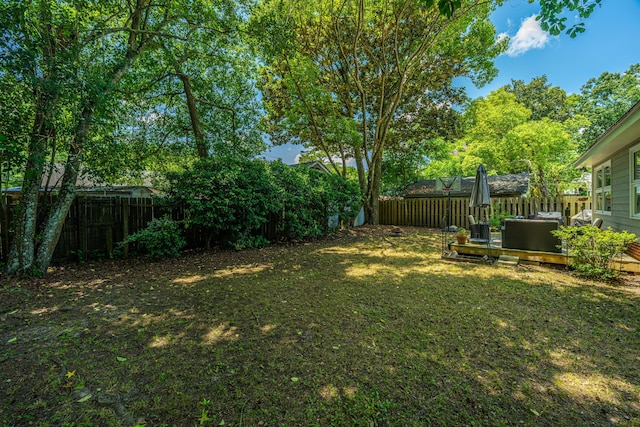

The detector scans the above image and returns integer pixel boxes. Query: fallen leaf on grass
[77,394,92,403]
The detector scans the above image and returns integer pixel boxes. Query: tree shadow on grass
[1,227,639,425]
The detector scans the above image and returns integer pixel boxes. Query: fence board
[378,196,592,228]
[0,194,594,264]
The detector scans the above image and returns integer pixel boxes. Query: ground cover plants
[1,226,640,426]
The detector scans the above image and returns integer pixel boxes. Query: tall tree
[574,63,640,150]
[440,88,580,196]
[461,89,531,174]
[504,76,570,122]
[123,3,264,161]
[500,118,577,196]
[259,0,505,224]
[2,0,252,275]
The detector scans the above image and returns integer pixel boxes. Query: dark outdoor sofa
[501,218,562,253]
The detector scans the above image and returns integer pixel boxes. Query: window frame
[630,144,640,219]
[594,160,612,216]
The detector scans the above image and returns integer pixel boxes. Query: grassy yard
[1,226,640,426]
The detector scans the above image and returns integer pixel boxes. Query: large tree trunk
[177,71,208,158]
[32,46,146,273]
[33,104,92,273]
[6,1,59,275]
[6,100,56,275]
[7,0,153,275]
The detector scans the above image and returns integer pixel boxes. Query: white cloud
[293,153,301,164]
[505,15,550,57]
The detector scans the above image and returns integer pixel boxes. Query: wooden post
[122,198,129,257]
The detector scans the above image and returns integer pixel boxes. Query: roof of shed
[403,172,530,198]
[292,160,331,174]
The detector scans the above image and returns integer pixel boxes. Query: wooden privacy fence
[0,195,295,263]
[0,196,172,262]
[0,194,593,263]
[378,196,592,229]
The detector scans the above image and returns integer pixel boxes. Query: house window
[594,161,612,215]
[631,144,640,218]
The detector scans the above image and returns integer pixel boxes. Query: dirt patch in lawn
[2,226,640,426]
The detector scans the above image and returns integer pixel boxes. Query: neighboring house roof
[403,172,530,198]
[292,160,331,174]
[78,186,158,198]
[575,99,640,168]
[36,163,158,189]
[4,185,157,198]
[3,164,159,198]
[40,163,106,188]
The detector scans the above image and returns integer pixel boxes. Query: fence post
[0,195,8,262]
[122,198,129,257]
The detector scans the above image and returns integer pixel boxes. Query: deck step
[496,255,519,266]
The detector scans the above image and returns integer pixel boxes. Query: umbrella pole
[485,207,492,261]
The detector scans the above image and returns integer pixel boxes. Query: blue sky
[465,0,640,98]
[264,0,640,164]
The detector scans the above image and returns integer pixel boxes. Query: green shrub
[231,234,270,251]
[164,157,362,247]
[269,161,362,240]
[121,215,186,259]
[552,225,636,280]
[164,157,279,249]
[488,205,514,230]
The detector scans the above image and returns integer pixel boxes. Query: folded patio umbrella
[469,164,492,259]
[470,163,491,217]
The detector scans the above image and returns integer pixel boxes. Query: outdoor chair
[470,223,491,242]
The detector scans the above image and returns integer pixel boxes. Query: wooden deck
[447,233,640,273]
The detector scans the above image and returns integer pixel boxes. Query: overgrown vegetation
[488,204,515,230]
[120,215,186,259]
[553,225,637,279]
[2,227,639,426]
[163,158,362,249]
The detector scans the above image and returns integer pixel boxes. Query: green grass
[1,226,640,426]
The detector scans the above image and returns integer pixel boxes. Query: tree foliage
[420,0,605,37]
[163,158,362,248]
[504,76,571,122]
[534,0,603,38]
[258,0,505,223]
[574,63,640,151]
[1,0,262,275]
[426,84,581,196]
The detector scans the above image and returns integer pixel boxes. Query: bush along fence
[1,193,593,264]
[378,196,593,229]
[0,195,175,263]
[1,158,363,265]
[0,194,350,264]
[0,195,311,263]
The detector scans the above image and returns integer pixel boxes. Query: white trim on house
[630,142,640,219]
[594,161,612,215]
